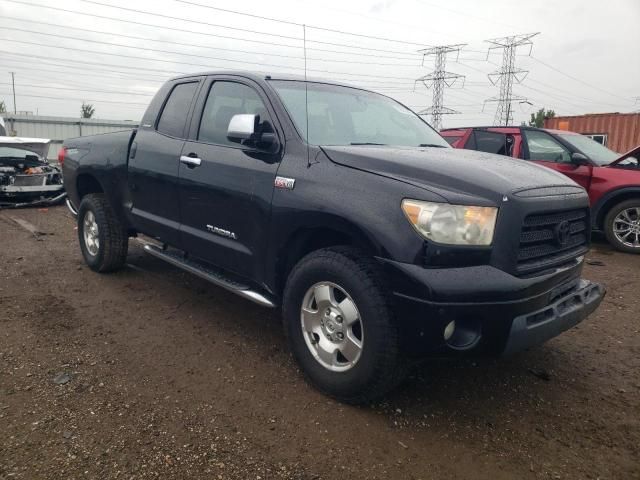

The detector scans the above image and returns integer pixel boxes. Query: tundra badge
[206,225,237,240]
[275,176,296,190]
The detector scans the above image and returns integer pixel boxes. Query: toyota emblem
[555,220,571,246]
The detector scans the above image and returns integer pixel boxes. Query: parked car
[61,72,604,403]
[0,136,66,208]
[441,126,640,253]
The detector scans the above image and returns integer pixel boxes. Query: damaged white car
[0,137,66,208]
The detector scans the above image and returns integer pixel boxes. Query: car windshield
[557,134,619,166]
[270,80,450,148]
[0,147,41,160]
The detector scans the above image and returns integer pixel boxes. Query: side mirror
[571,152,590,165]
[227,114,277,148]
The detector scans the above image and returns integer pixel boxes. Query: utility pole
[415,44,466,130]
[484,33,539,126]
[10,72,16,114]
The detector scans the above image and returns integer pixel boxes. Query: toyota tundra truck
[61,72,605,403]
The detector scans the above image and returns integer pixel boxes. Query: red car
[441,126,640,253]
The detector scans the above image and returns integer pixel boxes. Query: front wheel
[77,193,129,272]
[283,247,404,404]
[604,200,640,253]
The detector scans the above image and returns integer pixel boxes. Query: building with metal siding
[544,112,640,153]
[2,114,139,159]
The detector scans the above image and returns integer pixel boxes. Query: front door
[522,129,593,190]
[128,80,201,246]
[178,78,282,282]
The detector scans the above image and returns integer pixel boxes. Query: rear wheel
[604,199,640,253]
[283,247,404,404]
[77,193,129,272]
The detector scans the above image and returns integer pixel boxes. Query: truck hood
[0,136,51,159]
[321,145,577,204]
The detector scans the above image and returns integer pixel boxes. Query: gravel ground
[0,206,638,480]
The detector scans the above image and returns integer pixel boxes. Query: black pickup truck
[62,72,604,403]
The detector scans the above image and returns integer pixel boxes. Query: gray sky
[0,0,638,127]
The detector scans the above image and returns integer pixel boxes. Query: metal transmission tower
[484,33,539,126]
[415,44,466,130]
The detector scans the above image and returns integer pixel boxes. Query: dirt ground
[0,205,638,480]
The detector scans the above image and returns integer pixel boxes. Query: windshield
[557,134,619,166]
[270,80,450,148]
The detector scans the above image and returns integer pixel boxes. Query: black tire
[283,247,404,404]
[77,193,129,272]
[604,199,640,254]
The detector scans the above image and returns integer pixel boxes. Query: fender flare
[592,187,640,229]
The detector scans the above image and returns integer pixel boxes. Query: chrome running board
[143,244,276,308]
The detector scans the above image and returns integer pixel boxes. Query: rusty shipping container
[544,112,640,153]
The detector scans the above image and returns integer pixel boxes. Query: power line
[80,0,428,55]
[0,51,419,90]
[1,0,421,58]
[524,78,630,108]
[0,14,420,62]
[528,56,631,101]
[415,44,466,130]
[0,54,168,82]
[8,70,159,95]
[0,91,149,107]
[0,25,424,68]
[174,0,432,47]
[0,37,424,82]
[0,81,154,97]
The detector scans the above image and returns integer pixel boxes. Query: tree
[81,102,95,119]
[529,107,555,128]
[0,100,6,113]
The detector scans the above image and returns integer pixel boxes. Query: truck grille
[517,209,589,275]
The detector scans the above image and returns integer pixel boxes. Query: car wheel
[604,199,640,254]
[283,247,404,404]
[77,193,129,272]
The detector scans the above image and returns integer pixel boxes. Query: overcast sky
[0,0,638,127]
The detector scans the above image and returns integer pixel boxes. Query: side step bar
[143,244,276,308]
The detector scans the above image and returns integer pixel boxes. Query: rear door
[521,129,592,189]
[178,77,282,281]
[128,79,202,246]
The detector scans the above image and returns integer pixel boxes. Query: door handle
[180,155,202,167]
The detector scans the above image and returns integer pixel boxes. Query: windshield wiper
[349,142,387,146]
[417,143,447,148]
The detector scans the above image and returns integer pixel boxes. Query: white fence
[2,114,139,159]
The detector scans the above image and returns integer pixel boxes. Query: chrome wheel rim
[83,210,100,256]
[300,282,363,372]
[613,207,640,249]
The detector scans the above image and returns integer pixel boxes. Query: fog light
[443,320,456,341]
[445,317,482,351]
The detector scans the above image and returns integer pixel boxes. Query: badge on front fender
[275,176,295,190]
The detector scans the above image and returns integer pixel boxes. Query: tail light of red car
[57,147,67,167]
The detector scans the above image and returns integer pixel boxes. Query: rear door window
[156,82,199,138]
[472,130,509,155]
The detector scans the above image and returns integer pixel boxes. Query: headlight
[401,199,498,246]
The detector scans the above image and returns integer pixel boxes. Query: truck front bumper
[378,258,605,356]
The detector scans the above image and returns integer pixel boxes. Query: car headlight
[401,199,498,246]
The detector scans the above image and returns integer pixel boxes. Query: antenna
[303,24,311,166]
